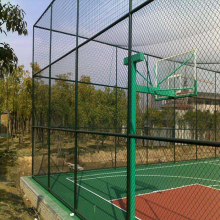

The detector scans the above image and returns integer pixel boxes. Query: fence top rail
[33,126,220,147]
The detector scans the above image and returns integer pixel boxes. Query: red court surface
[112,184,220,220]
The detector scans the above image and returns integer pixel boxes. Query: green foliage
[51,73,75,127]
[0,65,31,143]
[147,108,163,128]
[0,149,17,158]
[34,73,128,151]
[0,1,28,75]
[216,112,220,130]
[16,68,32,121]
[34,78,49,126]
[34,73,128,136]
[30,62,41,74]
[146,108,175,128]
[0,1,28,36]
[0,76,4,111]
[183,111,196,129]
[0,43,18,76]
[3,65,31,115]
[183,110,214,130]
[182,110,215,140]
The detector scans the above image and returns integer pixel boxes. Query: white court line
[135,174,220,184]
[77,174,127,181]
[198,183,220,191]
[111,183,220,202]
[68,160,218,181]
[66,178,220,220]
[71,173,220,184]
[66,177,141,220]
[67,173,220,202]
[202,161,220,166]
[111,184,198,202]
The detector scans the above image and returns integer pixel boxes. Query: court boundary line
[197,183,220,191]
[65,160,220,219]
[202,161,220,166]
[111,183,220,202]
[65,179,220,220]
[111,183,220,219]
[111,184,198,202]
[67,173,220,201]
[68,173,220,185]
[68,159,220,180]
[66,177,141,220]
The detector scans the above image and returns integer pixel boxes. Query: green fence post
[115,47,118,169]
[215,72,217,158]
[173,63,176,163]
[74,0,79,212]
[127,1,132,218]
[196,85,198,161]
[146,55,149,165]
[48,4,53,190]
[32,26,35,177]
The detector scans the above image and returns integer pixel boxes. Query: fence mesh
[33,0,220,219]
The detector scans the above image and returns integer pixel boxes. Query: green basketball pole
[124,53,145,219]
[124,51,196,219]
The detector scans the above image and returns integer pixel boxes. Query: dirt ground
[0,136,37,220]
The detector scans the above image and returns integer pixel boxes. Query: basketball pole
[124,53,145,219]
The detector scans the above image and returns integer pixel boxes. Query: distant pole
[127,0,133,218]
[146,55,149,165]
[48,4,53,189]
[173,63,176,163]
[32,25,35,176]
[115,47,118,169]
[74,0,79,211]
[215,72,217,158]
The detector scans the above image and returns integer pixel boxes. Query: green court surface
[34,158,220,220]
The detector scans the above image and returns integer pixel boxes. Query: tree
[0,1,28,150]
[1,65,31,146]
[183,110,215,140]
[16,67,32,142]
[0,43,17,76]
[146,108,163,128]
[0,2,27,35]
[51,73,75,128]
[30,62,41,74]
[0,76,4,111]
[0,1,28,74]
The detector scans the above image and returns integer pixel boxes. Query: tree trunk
[6,75,10,151]
[15,112,18,137]
[10,114,14,145]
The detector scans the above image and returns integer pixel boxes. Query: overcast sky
[1,0,52,73]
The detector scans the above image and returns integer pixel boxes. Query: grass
[0,135,36,220]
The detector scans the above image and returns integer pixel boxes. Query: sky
[1,0,52,73]
[1,0,219,86]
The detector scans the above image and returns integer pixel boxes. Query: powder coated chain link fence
[33,1,220,219]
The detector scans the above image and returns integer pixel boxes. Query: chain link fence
[33,0,220,219]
